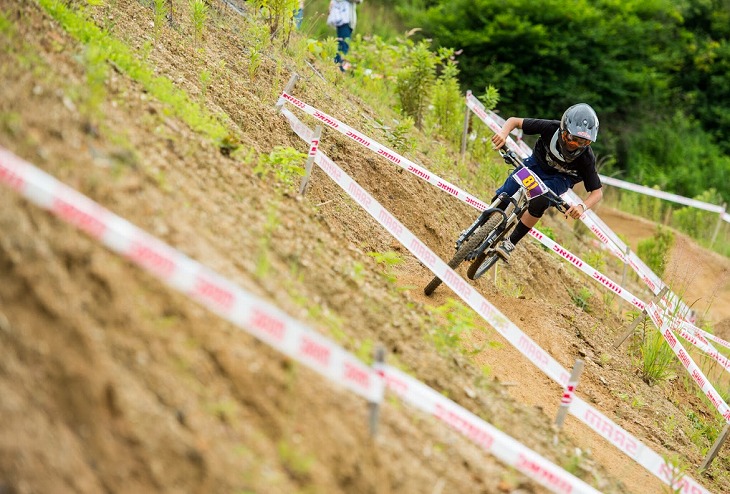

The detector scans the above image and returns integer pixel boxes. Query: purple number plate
[512,167,547,199]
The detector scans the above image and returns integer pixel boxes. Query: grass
[39,0,238,152]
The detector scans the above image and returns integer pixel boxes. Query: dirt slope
[1,1,729,493]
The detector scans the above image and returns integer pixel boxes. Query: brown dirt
[1,1,729,493]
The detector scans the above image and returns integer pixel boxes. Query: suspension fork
[472,191,526,256]
[455,194,510,249]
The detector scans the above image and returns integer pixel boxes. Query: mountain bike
[423,149,569,295]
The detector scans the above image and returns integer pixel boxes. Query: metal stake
[299,126,322,195]
[460,96,471,162]
[710,203,727,248]
[274,73,300,113]
[368,345,386,437]
[554,359,584,440]
[701,423,730,470]
[613,287,669,349]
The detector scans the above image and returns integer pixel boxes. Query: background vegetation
[301,0,730,255]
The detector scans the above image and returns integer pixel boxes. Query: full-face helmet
[555,103,599,161]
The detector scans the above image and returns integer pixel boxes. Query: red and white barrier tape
[646,303,730,424]
[277,91,490,211]
[281,108,712,494]
[282,93,650,314]
[598,175,728,218]
[0,147,384,403]
[464,95,698,323]
[379,365,602,494]
[676,324,730,373]
[527,229,645,310]
[281,107,571,386]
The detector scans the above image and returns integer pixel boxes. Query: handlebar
[497,149,569,213]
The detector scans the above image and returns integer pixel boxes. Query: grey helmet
[554,103,599,162]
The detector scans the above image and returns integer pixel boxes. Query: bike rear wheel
[423,214,497,296]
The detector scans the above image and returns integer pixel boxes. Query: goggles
[562,131,591,147]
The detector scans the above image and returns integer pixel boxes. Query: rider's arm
[491,117,524,149]
[566,187,603,219]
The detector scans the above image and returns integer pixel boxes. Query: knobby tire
[423,213,500,296]
[466,213,505,279]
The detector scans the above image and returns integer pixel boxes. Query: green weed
[639,327,677,385]
[39,0,237,152]
[367,250,404,283]
[277,440,313,479]
[568,287,593,313]
[254,146,307,189]
[152,0,168,42]
[189,0,208,51]
[637,226,674,278]
[255,205,280,277]
[427,298,479,355]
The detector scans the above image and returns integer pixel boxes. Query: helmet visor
[562,131,591,149]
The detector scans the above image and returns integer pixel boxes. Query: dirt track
[1,1,729,493]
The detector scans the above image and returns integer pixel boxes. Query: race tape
[467,96,698,324]
[599,175,728,217]
[646,303,730,424]
[280,108,711,494]
[526,229,645,310]
[675,322,730,373]
[0,147,384,404]
[283,94,650,318]
[465,91,531,159]
[379,365,602,494]
[568,396,711,494]
[277,91,490,211]
[685,322,730,351]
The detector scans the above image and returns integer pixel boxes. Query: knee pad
[527,195,550,218]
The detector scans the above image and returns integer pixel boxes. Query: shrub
[637,226,674,277]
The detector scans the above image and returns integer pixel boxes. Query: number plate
[512,167,548,199]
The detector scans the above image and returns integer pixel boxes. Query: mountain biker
[490,103,603,262]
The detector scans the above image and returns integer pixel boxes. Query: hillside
[1,1,729,493]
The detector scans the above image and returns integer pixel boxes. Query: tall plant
[396,40,438,129]
[426,54,463,144]
[253,0,299,45]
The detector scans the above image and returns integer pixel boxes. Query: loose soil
[1,1,729,493]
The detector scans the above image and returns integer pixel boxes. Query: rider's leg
[496,196,549,261]
[509,195,550,245]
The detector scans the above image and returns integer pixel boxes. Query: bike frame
[466,151,567,279]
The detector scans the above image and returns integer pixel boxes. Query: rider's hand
[491,132,507,149]
[564,203,586,220]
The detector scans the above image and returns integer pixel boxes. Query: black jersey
[522,118,602,192]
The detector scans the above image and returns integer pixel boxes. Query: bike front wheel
[470,253,500,280]
[465,213,505,279]
[424,214,497,296]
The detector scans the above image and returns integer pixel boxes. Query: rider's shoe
[495,239,515,262]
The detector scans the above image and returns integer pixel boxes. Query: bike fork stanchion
[553,359,584,444]
[274,73,300,113]
[299,125,322,195]
[612,287,669,349]
[369,344,386,437]
[701,423,730,470]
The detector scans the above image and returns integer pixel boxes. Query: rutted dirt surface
[1,1,729,493]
